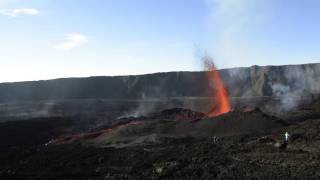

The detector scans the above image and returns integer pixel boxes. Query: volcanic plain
[1,63,320,179]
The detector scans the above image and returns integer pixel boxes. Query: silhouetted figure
[279,132,290,152]
[285,132,290,143]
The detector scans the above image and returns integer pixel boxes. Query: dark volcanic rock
[196,108,288,136]
[148,108,206,121]
[84,108,287,148]
[0,117,75,147]
[2,107,320,179]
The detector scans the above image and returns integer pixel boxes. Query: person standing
[285,132,290,143]
[278,131,290,152]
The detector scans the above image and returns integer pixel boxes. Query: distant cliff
[0,63,319,103]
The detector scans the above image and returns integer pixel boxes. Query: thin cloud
[0,8,40,17]
[55,33,89,50]
[206,0,271,68]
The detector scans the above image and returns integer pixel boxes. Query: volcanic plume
[204,57,231,117]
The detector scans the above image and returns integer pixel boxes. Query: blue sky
[0,0,320,82]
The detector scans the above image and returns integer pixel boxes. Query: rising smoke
[269,64,320,111]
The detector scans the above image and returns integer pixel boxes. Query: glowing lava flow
[49,121,144,145]
[204,57,231,117]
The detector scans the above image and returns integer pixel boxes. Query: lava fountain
[203,57,231,117]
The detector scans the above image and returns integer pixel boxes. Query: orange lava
[50,121,144,145]
[204,57,231,117]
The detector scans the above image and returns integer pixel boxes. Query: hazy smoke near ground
[119,77,182,118]
[120,93,158,118]
[223,63,320,112]
[0,102,58,122]
[267,64,320,112]
[270,83,301,111]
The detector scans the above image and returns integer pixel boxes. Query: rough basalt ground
[1,104,320,179]
[1,130,320,180]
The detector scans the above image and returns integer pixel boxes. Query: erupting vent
[204,57,232,117]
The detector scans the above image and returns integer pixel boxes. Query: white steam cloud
[269,64,320,112]
[206,0,270,68]
[0,8,40,17]
[55,33,89,50]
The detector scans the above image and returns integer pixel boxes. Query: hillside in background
[0,63,319,103]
